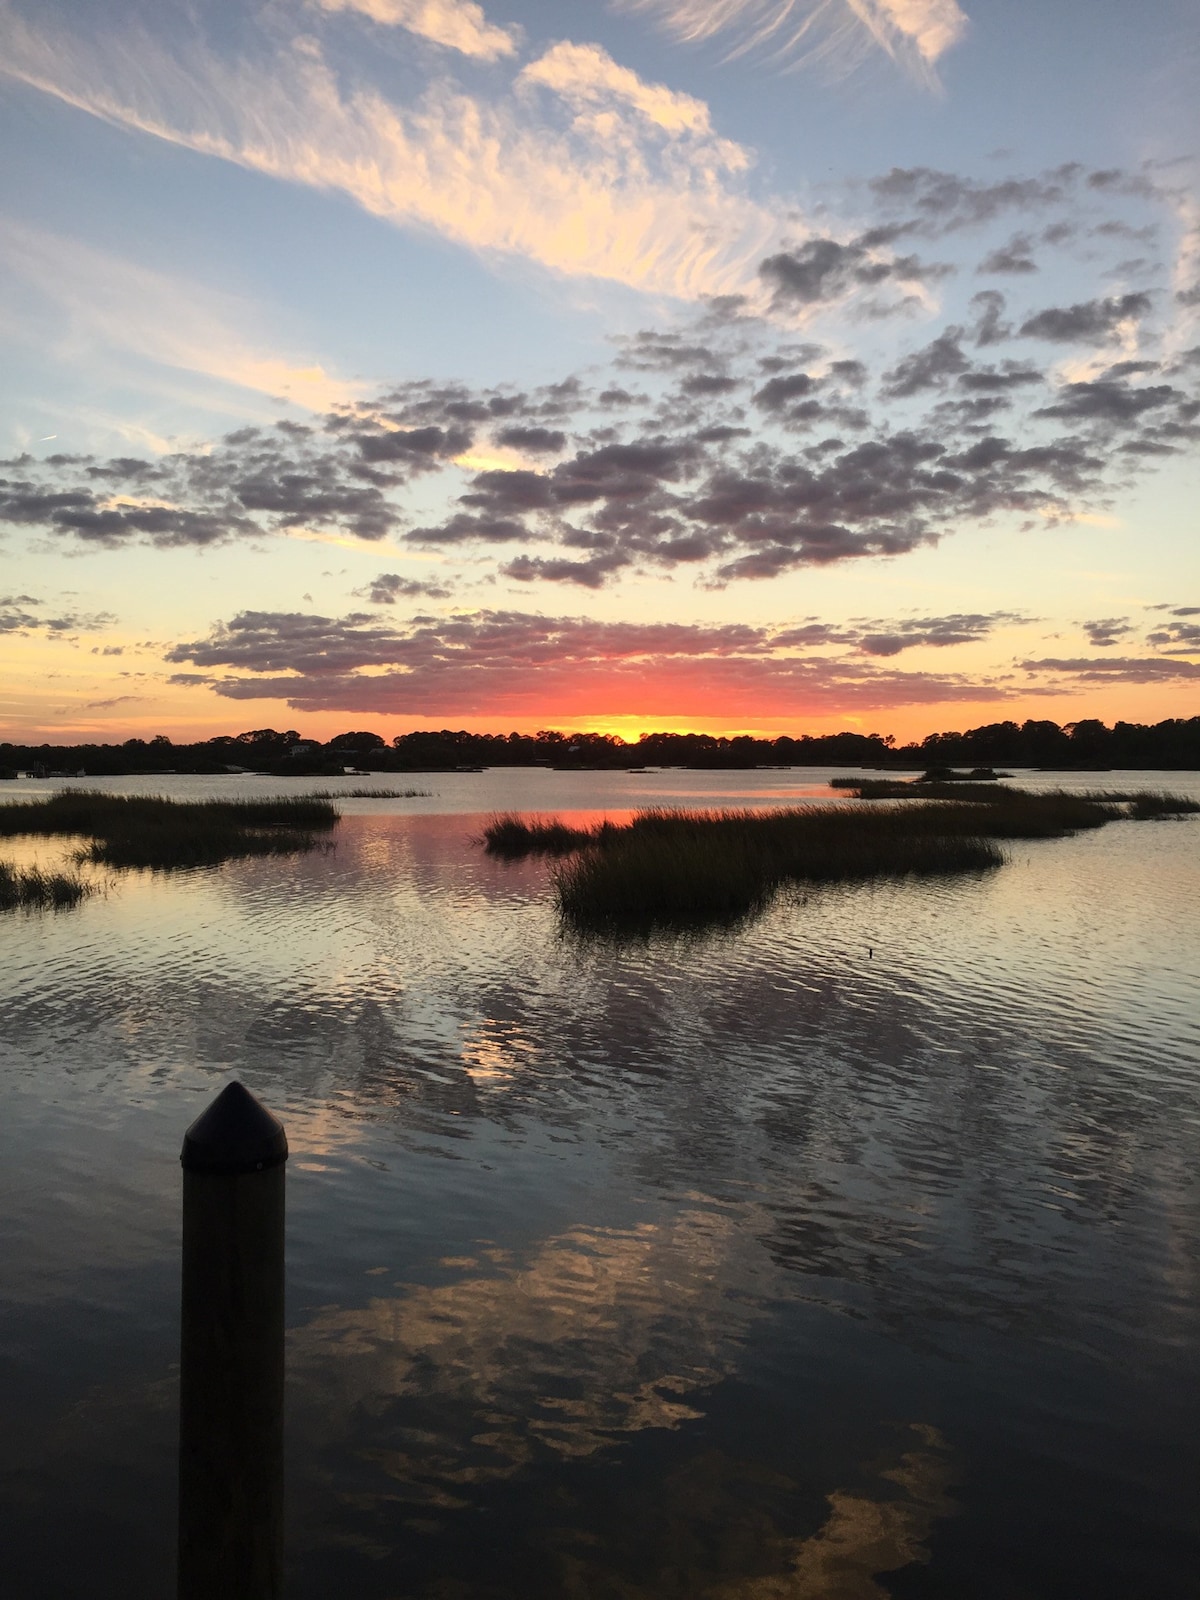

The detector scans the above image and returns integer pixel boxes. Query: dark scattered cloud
[743,363,868,434]
[957,362,1042,392]
[773,611,1025,656]
[501,551,631,588]
[681,373,741,397]
[1085,168,1162,200]
[1120,438,1181,458]
[405,512,530,546]
[1022,656,1200,683]
[1036,379,1184,425]
[83,694,143,710]
[493,425,568,454]
[0,593,114,633]
[695,424,752,444]
[9,311,1192,586]
[0,469,247,547]
[615,331,721,371]
[1082,617,1135,647]
[830,358,868,387]
[867,163,1088,235]
[970,290,1012,347]
[3,163,1195,592]
[1019,292,1153,344]
[852,612,1025,656]
[358,572,453,604]
[759,236,950,310]
[1093,218,1157,244]
[1145,619,1200,654]
[977,234,1038,275]
[880,330,970,398]
[757,343,825,373]
[355,424,472,464]
[753,372,819,410]
[164,608,1015,718]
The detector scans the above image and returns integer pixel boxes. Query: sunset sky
[1,0,1197,743]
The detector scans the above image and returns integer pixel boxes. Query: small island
[481,786,1199,931]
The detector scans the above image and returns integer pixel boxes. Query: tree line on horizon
[2,716,1199,776]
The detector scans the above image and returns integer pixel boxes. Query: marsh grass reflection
[0,858,92,910]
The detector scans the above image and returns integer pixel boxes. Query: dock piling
[178,1081,288,1600]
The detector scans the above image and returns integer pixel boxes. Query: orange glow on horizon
[3,682,1198,750]
[2,625,1196,748]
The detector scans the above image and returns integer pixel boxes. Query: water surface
[2,769,1198,1597]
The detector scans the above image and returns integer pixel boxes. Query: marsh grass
[485,785,1195,932]
[832,767,1003,786]
[304,787,432,800]
[834,779,1019,801]
[833,777,1200,821]
[0,791,339,870]
[0,860,92,911]
[480,814,618,858]
[1119,791,1200,820]
[551,805,1005,930]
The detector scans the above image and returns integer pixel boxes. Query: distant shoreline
[3,714,1199,780]
[6,761,1199,780]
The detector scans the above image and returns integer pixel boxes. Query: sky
[0,0,1197,745]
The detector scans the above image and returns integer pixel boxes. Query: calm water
[1,769,1198,1598]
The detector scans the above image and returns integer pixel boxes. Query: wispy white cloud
[0,9,776,301]
[314,0,519,61]
[867,0,966,63]
[0,217,362,411]
[518,41,719,137]
[616,0,968,85]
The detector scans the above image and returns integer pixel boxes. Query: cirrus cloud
[0,7,777,302]
[314,0,520,60]
[616,0,968,85]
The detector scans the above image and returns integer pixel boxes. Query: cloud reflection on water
[291,1205,774,1480]
[286,1201,956,1593]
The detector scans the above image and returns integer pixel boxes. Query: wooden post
[178,1082,288,1600]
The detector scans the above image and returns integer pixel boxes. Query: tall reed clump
[0,860,92,911]
[0,791,339,870]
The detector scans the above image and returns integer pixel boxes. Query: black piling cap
[181,1081,289,1175]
